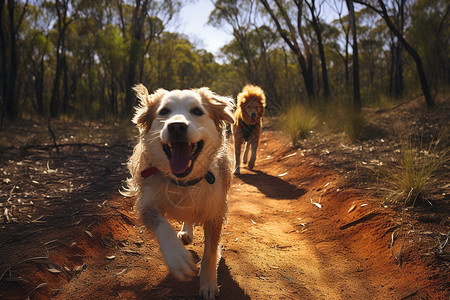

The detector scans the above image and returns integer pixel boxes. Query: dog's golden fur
[122,84,235,299]
[232,84,266,174]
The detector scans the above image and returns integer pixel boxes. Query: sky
[168,0,233,55]
[169,0,344,56]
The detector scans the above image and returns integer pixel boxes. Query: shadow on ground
[236,170,305,199]
[112,257,250,300]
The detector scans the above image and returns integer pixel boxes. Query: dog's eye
[191,107,204,116]
[159,108,170,116]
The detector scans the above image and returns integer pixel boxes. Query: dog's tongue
[170,142,191,174]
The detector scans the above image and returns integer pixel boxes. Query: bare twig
[47,124,59,155]
[18,142,132,152]
[0,256,49,281]
[339,211,378,230]
[278,271,296,284]
[399,289,418,300]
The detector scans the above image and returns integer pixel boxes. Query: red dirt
[0,127,448,299]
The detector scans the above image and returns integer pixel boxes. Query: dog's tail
[119,143,144,198]
[119,177,139,197]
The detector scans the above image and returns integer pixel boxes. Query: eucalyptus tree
[305,0,331,99]
[346,0,361,112]
[45,0,82,118]
[117,0,180,117]
[259,0,316,100]
[22,3,52,117]
[0,0,29,122]
[355,0,435,108]
[209,0,262,85]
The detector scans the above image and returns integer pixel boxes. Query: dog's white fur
[122,84,234,299]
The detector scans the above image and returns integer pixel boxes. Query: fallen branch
[339,211,379,230]
[0,256,49,282]
[16,142,132,152]
[47,124,59,155]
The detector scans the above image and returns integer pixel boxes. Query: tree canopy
[0,0,448,122]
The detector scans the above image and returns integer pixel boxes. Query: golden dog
[121,84,235,299]
[232,84,266,174]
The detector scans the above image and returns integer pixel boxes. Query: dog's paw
[162,242,197,281]
[177,230,193,245]
[233,167,240,175]
[199,282,219,300]
[242,156,247,164]
[248,161,255,169]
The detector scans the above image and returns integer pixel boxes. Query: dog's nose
[168,122,188,138]
[250,112,257,119]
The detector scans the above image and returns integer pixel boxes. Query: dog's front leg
[199,218,222,299]
[242,141,250,164]
[248,126,261,169]
[248,140,258,169]
[234,137,242,175]
[141,205,196,281]
[177,222,193,245]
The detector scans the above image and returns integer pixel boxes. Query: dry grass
[345,111,366,143]
[278,104,318,147]
[379,132,449,206]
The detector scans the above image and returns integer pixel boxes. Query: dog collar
[140,167,215,186]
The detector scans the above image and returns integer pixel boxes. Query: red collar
[141,166,159,178]
[140,166,215,186]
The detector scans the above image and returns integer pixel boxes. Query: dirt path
[1,130,447,299]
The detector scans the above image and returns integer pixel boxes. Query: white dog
[122,84,235,299]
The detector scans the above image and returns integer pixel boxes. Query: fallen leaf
[47,268,61,274]
[115,268,127,276]
[278,172,288,177]
[122,250,141,255]
[106,255,116,260]
[281,152,297,159]
[313,202,322,208]
[348,204,356,213]
[74,263,86,272]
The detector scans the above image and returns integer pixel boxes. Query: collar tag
[205,171,215,184]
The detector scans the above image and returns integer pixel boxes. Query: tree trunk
[35,56,45,116]
[62,54,69,115]
[0,0,8,127]
[307,0,330,99]
[50,45,63,118]
[6,0,18,120]
[346,0,361,113]
[394,42,403,98]
[50,1,70,118]
[124,0,149,117]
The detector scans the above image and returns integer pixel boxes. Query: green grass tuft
[278,104,318,147]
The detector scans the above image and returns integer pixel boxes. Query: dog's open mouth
[163,140,204,177]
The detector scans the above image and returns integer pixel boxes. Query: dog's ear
[196,87,235,128]
[132,84,167,132]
